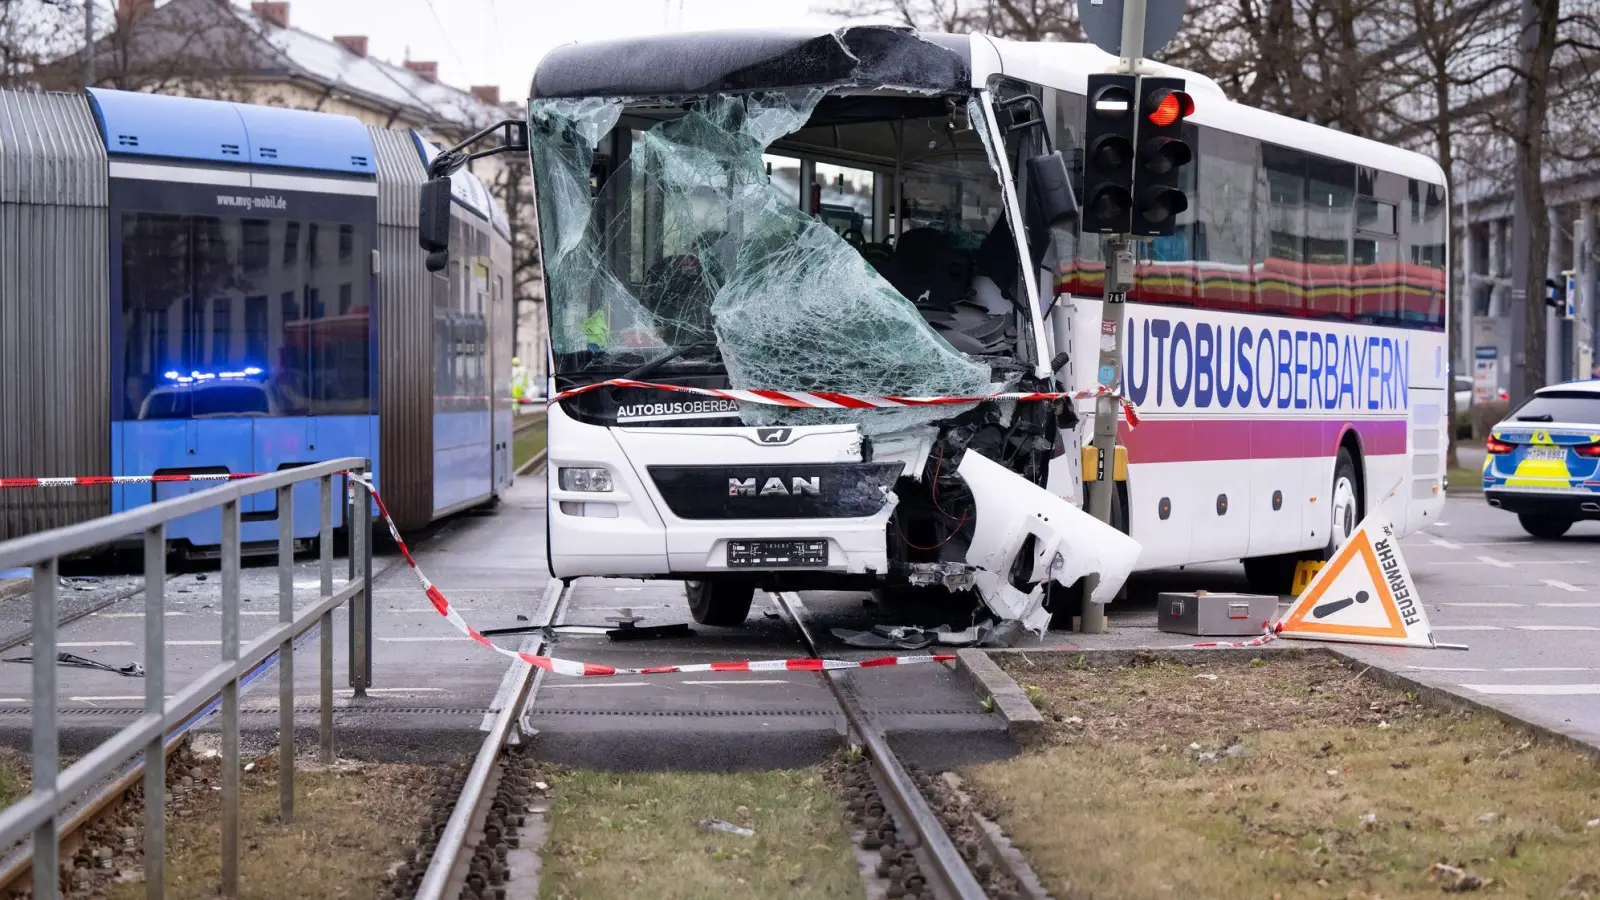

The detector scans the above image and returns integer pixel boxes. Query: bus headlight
[558,467,613,492]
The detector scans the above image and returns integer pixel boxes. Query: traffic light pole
[1081,239,1135,633]
[1079,0,1149,634]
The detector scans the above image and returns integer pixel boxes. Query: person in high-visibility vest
[511,356,529,403]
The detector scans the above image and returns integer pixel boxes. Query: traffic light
[1132,76,1194,237]
[1081,73,1137,234]
[1545,278,1563,310]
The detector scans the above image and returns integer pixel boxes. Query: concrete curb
[951,648,1043,741]
[957,643,1600,762]
[1325,648,1600,763]
[0,578,30,603]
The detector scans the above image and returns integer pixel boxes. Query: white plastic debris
[1193,673,1219,681]
[958,451,1142,633]
[698,818,755,837]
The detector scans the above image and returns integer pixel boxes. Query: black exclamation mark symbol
[1313,590,1369,619]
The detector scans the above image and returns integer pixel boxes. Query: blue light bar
[163,366,266,384]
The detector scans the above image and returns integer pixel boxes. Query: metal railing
[0,458,374,899]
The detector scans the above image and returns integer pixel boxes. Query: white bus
[471,27,1447,628]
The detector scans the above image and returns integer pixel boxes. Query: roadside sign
[1277,512,1452,649]
[1565,270,1577,320]
[1473,346,1498,404]
[1078,0,1186,59]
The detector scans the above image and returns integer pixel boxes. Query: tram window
[242,220,271,275]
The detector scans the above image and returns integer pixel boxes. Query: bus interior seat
[879,227,1014,356]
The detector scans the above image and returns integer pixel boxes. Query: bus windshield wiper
[622,342,717,381]
[1515,413,1553,421]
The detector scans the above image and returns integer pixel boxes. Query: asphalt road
[1,478,1596,763]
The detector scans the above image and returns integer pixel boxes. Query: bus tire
[1517,515,1573,539]
[685,578,756,626]
[1244,448,1361,596]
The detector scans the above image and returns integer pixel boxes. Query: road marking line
[100,612,192,619]
[680,679,790,685]
[1432,625,1501,631]
[1404,666,1487,672]
[1462,684,1600,696]
[378,636,459,642]
[335,687,444,695]
[168,640,221,645]
[1514,625,1600,631]
[1500,667,1592,673]
[541,681,652,688]
[1475,555,1513,568]
[1540,580,1587,593]
[1428,537,1463,550]
[1442,602,1523,608]
[1537,602,1600,608]
[0,698,26,704]
[57,641,134,648]
[69,695,168,702]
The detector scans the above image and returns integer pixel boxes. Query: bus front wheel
[685,578,756,626]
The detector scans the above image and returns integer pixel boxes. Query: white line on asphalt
[168,640,221,645]
[1514,625,1600,631]
[1431,625,1502,631]
[0,698,26,704]
[1404,666,1487,672]
[378,636,459,642]
[99,612,192,619]
[1442,602,1523,608]
[541,681,652,688]
[1475,555,1513,568]
[334,687,445,695]
[1540,580,1587,593]
[1537,603,1600,608]
[680,679,790,686]
[57,641,134,648]
[1500,667,1593,673]
[69,695,168,703]
[1462,684,1600,696]
[1428,537,1463,550]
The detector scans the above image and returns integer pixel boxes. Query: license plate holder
[727,539,828,568]
[1525,446,1566,462]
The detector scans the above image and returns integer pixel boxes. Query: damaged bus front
[429,28,1140,634]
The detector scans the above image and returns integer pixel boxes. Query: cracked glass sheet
[529,90,998,435]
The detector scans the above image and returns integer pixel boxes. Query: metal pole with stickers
[1076,0,1193,631]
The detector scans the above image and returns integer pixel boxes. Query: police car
[1482,380,1600,538]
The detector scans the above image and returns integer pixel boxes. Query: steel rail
[769,591,987,900]
[414,576,569,900]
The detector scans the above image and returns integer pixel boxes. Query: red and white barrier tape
[549,378,1141,427]
[0,470,954,677]
[0,473,259,489]
[1179,628,1277,649]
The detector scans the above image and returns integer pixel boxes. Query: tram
[0,87,514,549]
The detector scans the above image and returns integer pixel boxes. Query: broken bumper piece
[957,451,1143,636]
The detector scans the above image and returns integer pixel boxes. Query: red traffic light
[1145,89,1194,127]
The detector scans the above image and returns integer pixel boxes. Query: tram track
[411,578,1033,900]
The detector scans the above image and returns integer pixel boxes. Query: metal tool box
[1156,591,1277,637]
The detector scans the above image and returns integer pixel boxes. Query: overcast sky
[264,0,890,101]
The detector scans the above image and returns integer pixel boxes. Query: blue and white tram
[0,87,513,549]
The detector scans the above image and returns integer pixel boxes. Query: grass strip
[108,757,429,899]
[964,653,1600,899]
[540,767,862,900]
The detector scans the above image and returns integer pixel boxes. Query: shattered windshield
[528,89,1027,433]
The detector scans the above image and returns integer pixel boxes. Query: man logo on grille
[757,428,792,444]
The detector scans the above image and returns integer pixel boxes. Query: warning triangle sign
[1277,511,1444,649]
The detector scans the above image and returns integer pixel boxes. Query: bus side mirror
[420,177,452,272]
[1025,150,1077,232]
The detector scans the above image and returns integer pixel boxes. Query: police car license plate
[1525,447,1566,462]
